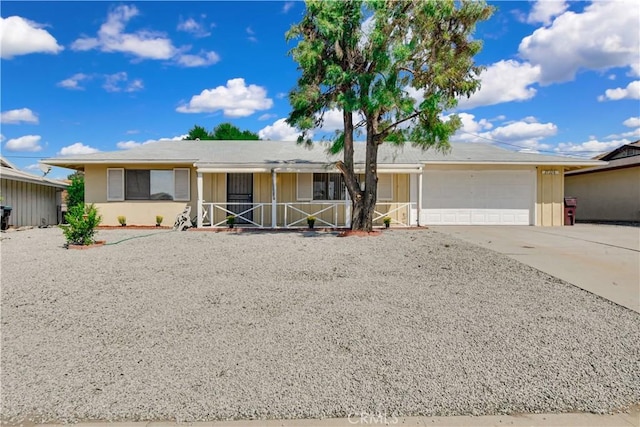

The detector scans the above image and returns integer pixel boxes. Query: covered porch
[194,166,424,229]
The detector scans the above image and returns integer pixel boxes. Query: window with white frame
[107,168,190,201]
[313,173,345,200]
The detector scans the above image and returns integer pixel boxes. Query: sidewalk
[34,409,640,427]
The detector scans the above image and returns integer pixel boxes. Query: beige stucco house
[43,140,601,227]
[565,141,640,222]
[0,156,68,228]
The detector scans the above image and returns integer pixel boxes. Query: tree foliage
[185,125,212,140]
[184,123,260,141]
[287,0,493,230]
[66,172,85,209]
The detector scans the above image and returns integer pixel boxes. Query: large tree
[287,0,493,231]
[184,123,260,141]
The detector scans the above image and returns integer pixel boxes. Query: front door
[227,173,253,224]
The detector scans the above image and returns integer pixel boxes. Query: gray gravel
[1,227,639,423]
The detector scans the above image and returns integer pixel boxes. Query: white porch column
[197,172,204,228]
[271,169,277,228]
[345,190,352,228]
[417,168,423,227]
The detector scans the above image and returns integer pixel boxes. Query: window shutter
[378,174,393,201]
[174,168,190,201]
[107,168,124,201]
[297,173,313,201]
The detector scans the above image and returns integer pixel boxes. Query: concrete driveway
[431,224,640,313]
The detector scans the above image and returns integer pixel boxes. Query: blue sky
[1,0,639,178]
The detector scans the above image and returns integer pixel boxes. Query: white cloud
[175,51,220,67]
[283,2,295,13]
[259,118,307,141]
[457,113,494,133]
[0,16,63,59]
[58,142,100,156]
[57,73,91,90]
[623,117,640,128]
[246,27,257,42]
[103,72,144,93]
[5,135,42,152]
[116,134,186,150]
[519,1,640,84]
[317,109,345,132]
[489,120,557,145]
[526,1,568,25]
[71,5,220,67]
[0,134,4,142]
[177,78,273,117]
[605,128,640,140]
[598,80,640,101]
[72,5,176,59]
[457,60,541,110]
[258,113,277,121]
[313,108,367,133]
[177,17,211,38]
[1,108,39,124]
[449,114,556,151]
[555,138,630,156]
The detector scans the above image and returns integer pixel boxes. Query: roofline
[423,160,604,166]
[44,159,603,167]
[43,159,198,166]
[565,161,639,176]
[0,171,68,188]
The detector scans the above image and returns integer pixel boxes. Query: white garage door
[422,169,535,225]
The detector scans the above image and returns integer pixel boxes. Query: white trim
[173,168,190,201]
[296,173,313,201]
[107,168,125,201]
[197,172,203,228]
[423,161,601,166]
[271,170,277,228]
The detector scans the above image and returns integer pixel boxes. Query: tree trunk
[350,130,379,231]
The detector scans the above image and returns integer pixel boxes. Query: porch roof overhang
[194,162,424,174]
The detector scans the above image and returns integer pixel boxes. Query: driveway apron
[431,224,640,313]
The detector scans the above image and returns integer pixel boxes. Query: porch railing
[373,202,413,227]
[198,201,416,228]
[201,202,267,228]
[280,202,341,228]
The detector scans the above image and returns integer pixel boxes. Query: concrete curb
[21,409,640,427]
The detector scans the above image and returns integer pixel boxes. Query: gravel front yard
[1,227,639,423]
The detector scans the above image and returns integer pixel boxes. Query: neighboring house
[0,156,68,228]
[43,140,601,227]
[565,141,640,222]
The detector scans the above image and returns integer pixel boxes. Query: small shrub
[155,215,164,226]
[382,216,392,226]
[117,215,127,226]
[61,204,102,246]
[226,215,236,225]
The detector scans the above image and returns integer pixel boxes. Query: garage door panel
[422,170,534,225]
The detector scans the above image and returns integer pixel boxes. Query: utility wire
[457,131,605,158]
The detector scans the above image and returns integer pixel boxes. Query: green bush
[66,174,85,209]
[61,204,102,246]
